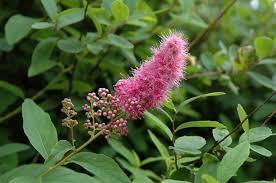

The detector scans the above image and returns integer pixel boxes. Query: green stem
[70,128,75,148]
[171,111,179,170]
[262,110,276,126]
[40,131,102,177]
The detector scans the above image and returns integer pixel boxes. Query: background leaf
[22,99,58,160]
[57,8,85,29]
[9,176,41,183]
[177,92,225,112]
[108,34,134,49]
[176,121,225,132]
[28,38,58,77]
[111,0,129,22]
[212,128,232,148]
[237,104,249,137]
[144,111,173,140]
[69,152,131,183]
[254,36,273,59]
[217,141,250,183]
[0,143,29,158]
[148,130,170,169]
[42,167,100,183]
[5,15,38,45]
[239,127,272,143]
[174,136,206,155]
[108,138,138,167]
[0,81,24,98]
[250,145,272,157]
[45,140,72,166]
[57,38,82,53]
[41,0,58,20]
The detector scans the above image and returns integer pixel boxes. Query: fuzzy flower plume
[114,32,188,119]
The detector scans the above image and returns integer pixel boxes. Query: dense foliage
[0,0,275,183]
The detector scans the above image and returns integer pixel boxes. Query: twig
[262,110,276,126]
[171,110,179,170]
[189,0,237,49]
[40,130,102,177]
[0,66,73,124]
[208,90,276,152]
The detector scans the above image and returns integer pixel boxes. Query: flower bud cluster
[61,98,78,128]
[82,88,128,138]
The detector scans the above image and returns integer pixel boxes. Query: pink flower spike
[114,32,188,119]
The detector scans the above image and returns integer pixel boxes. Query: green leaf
[147,130,170,169]
[140,156,167,166]
[9,176,41,183]
[243,181,275,183]
[57,8,85,29]
[133,177,154,183]
[247,72,276,90]
[237,104,249,137]
[178,156,200,164]
[72,80,93,95]
[69,152,131,183]
[116,157,161,182]
[45,140,73,166]
[0,80,24,98]
[217,141,250,183]
[144,111,173,140]
[174,136,206,155]
[201,174,220,183]
[28,38,57,77]
[258,58,276,65]
[202,153,219,164]
[212,128,232,148]
[43,166,100,183]
[108,34,134,49]
[121,49,138,65]
[22,99,58,160]
[254,36,273,59]
[87,8,103,35]
[111,0,129,22]
[41,0,58,20]
[5,14,39,45]
[32,22,54,29]
[177,92,225,112]
[0,143,29,158]
[194,161,219,183]
[108,138,138,167]
[176,121,225,132]
[161,98,176,111]
[162,180,191,183]
[250,145,272,157]
[239,127,272,143]
[87,42,104,54]
[0,37,13,51]
[157,108,173,122]
[0,164,46,183]
[57,38,82,53]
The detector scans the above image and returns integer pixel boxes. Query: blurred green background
[0,0,275,182]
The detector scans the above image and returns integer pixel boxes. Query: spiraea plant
[2,31,275,183]
[0,0,275,183]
